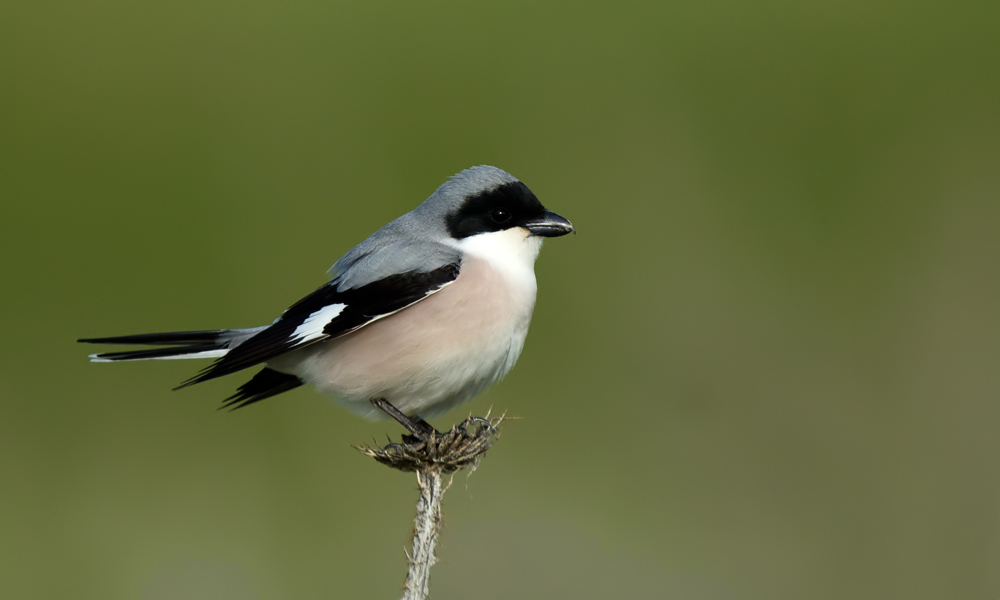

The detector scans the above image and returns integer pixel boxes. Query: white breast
[276,228,542,418]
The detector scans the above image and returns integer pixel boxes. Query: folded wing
[177,263,461,388]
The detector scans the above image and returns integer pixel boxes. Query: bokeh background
[2,0,999,598]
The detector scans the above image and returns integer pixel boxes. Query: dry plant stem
[402,469,447,600]
[356,415,503,600]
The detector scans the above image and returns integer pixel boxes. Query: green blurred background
[2,0,999,598]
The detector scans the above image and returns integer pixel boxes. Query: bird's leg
[410,415,437,435]
[370,398,438,440]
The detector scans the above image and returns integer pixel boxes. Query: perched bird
[79,166,574,437]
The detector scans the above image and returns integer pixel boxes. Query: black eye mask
[446,181,547,239]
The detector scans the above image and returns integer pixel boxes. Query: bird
[79,165,574,437]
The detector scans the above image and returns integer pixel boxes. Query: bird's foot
[356,413,504,473]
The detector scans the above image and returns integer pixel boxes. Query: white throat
[451,228,542,289]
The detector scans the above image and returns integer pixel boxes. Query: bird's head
[433,166,575,242]
[417,166,574,272]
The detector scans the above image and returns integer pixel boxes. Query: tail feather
[79,327,300,410]
[79,328,265,363]
[88,346,229,363]
[79,330,226,346]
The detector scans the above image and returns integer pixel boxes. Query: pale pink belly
[271,256,536,417]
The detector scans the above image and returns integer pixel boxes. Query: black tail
[79,330,233,363]
[78,330,229,346]
[79,328,301,409]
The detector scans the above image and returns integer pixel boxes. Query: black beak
[524,210,575,237]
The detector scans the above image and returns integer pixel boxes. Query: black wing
[177,263,460,388]
[220,368,305,411]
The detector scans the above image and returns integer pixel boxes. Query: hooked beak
[524,210,575,237]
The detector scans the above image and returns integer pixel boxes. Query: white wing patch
[292,303,347,343]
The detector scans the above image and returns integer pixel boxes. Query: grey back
[328,166,519,290]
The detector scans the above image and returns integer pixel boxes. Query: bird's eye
[489,208,511,224]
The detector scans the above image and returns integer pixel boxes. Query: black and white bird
[80,166,574,436]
